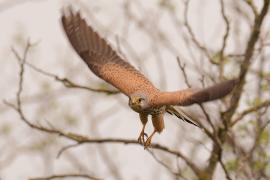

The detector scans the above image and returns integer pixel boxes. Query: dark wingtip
[229,78,239,84]
[61,5,78,24]
[61,6,72,16]
[191,78,239,104]
[226,78,239,91]
[61,6,71,25]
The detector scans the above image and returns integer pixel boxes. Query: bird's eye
[138,98,143,103]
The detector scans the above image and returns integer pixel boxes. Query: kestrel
[61,9,237,148]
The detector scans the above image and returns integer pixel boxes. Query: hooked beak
[130,99,136,105]
[129,97,139,107]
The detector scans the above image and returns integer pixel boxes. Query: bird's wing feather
[61,9,157,96]
[154,79,237,106]
[165,105,199,127]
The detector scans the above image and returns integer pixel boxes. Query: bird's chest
[133,106,165,115]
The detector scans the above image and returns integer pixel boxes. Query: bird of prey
[61,8,237,148]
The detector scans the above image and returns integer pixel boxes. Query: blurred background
[0,0,270,179]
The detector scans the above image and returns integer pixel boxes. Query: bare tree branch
[205,1,270,178]
[6,39,204,179]
[183,0,216,65]
[218,155,232,180]
[223,0,270,122]
[232,100,270,126]
[219,0,231,78]
[147,150,184,179]
[26,62,119,95]
[3,2,270,179]
[177,57,191,88]
[243,0,259,16]
[29,173,101,180]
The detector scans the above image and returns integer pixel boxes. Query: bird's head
[129,93,149,112]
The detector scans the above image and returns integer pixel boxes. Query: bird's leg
[144,130,157,149]
[138,113,148,144]
[138,124,147,144]
[144,113,165,149]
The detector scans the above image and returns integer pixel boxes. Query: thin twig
[219,0,230,78]
[243,0,258,16]
[219,0,230,57]
[232,100,270,126]
[25,62,119,95]
[198,104,216,134]
[57,143,81,158]
[29,174,101,180]
[219,156,232,180]
[183,0,216,65]
[147,150,183,178]
[176,58,221,153]
[177,57,191,88]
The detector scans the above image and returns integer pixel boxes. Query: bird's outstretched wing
[154,79,237,106]
[61,8,157,96]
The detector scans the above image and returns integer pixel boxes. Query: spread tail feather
[165,105,200,128]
